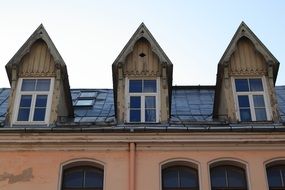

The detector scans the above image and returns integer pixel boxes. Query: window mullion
[280,169,284,187]
[29,94,37,122]
[248,94,256,121]
[225,168,229,188]
[83,170,86,188]
[142,95,145,122]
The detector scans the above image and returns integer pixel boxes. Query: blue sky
[0,0,284,88]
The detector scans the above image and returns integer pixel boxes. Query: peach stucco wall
[0,144,285,190]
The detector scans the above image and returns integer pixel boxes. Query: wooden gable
[213,22,280,122]
[5,24,73,125]
[112,23,173,123]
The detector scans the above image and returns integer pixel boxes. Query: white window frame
[232,76,272,122]
[12,77,54,126]
[125,78,160,123]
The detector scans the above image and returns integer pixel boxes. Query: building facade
[0,22,285,190]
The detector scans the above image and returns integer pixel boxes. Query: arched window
[210,165,247,190]
[62,166,103,190]
[267,165,285,190]
[162,166,199,190]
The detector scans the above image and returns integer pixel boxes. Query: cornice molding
[1,132,285,151]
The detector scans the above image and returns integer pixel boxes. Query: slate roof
[0,86,285,127]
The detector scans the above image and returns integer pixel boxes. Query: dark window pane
[211,166,247,189]
[235,79,249,92]
[36,79,51,91]
[85,169,103,188]
[19,95,32,107]
[18,95,32,121]
[180,167,198,187]
[211,167,227,188]
[255,108,267,121]
[130,110,141,122]
[227,167,246,187]
[163,169,179,188]
[144,80,156,92]
[21,79,36,91]
[63,167,103,189]
[238,96,250,107]
[145,109,156,122]
[267,167,283,188]
[129,80,142,92]
[63,169,83,188]
[145,96,156,108]
[240,109,252,121]
[253,95,265,107]
[35,95,47,107]
[163,166,198,189]
[249,79,263,91]
[17,108,30,121]
[33,108,46,121]
[130,96,141,108]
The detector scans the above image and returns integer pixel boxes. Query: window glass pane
[75,99,94,106]
[238,96,250,107]
[33,108,46,121]
[19,95,32,107]
[145,96,156,108]
[240,109,252,121]
[130,96,141,108]
[85,169,103,188]
[163,169,179,188]
[17,108,30,121]
[267,167,283,188]
[249,79,263,91]
[255,108,267,121]
[144,80,156,92]
[180,167,198,188]
[129,80,142,92]
[253,95,265,107]
[35,95,47,107]
[17,95,32,121]
[211,167,227,188]
[145,109,156,122]
[64,169,84,188]
[227,167,246,187]
[130,110,141,122]
[235,79,249,92]
[21,79,36,91]
[36,79,51,91]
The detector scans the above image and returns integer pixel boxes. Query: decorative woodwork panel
[229,37,267,76]
[124,38,161,77]
[18,40,56,77]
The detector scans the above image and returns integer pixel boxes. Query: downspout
[129,142,136,190]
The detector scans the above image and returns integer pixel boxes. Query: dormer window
[233,77,270,122]
[13,78,54,124]
[126,79,159,123]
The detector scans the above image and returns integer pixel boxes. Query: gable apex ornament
[113,22,172,66]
